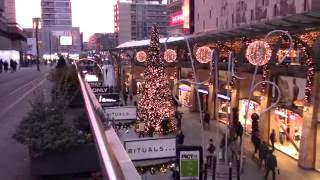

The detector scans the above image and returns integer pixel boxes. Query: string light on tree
[137,25,176,135]
[164,49,177,63]
[136,51,147,62]
[246,40,272,66]
[196,46,212,63]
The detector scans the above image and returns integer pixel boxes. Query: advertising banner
[180,150,200,179]
[104,106,136,120]
[124,137,176,160]
[169,11,184,26]
[96,93,120,107]
[88,81,103,87]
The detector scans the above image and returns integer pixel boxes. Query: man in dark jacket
[264,150,277,180]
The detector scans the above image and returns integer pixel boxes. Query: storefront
[217,93,231,124]
[315,124,320,172]
[178,84,192,107]
[238,99,261,133]
[269,107,303,159]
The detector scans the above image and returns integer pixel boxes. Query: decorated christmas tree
[137,25,175,135]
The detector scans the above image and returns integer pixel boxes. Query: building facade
[0,0,26,60]
[167,0,194,35]
[114,0,168,44]
[194,0,318,33]
[40,0,81,55]
[87,33,117,51]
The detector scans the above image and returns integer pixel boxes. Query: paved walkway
[179,107,320,180]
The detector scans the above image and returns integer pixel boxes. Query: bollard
[229,162,232,180]
[204,163,208,180]
[236,157,240,180]
[212,155,216,180]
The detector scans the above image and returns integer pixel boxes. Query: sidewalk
[179,107,320,180]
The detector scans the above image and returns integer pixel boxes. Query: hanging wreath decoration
[164,49,177,63]
[246,40,272,66]
[196,46,212,63]
[136,51,147,62]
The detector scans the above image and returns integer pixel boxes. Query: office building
[87,33,117,51]
[114,0,168,44]
[40,0,81,55]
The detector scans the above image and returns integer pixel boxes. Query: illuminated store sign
[124,138,176,160]
[170,11,184,26]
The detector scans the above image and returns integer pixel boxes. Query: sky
[16,0,117,41]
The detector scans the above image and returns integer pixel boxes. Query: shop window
[238,99,261,133]
[276,49,301,65]
[315,124,320,172]
[250,9,254,21]
[270,107,303,159]
[273,4,279,16]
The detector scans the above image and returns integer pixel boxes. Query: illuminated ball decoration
[136,51,147,62]
[164,49,177,63]
[246,41,272,66]
[196,46,212,63]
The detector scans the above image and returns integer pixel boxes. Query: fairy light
[196,46,212,63]
[164,49,177,63]
[137,25,176,135]
[136,51,147,62]
[246,40,272,66]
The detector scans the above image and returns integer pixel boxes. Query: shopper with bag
[206,139,216,167]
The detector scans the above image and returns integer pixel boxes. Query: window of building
[273,4,279,16]
[304,0,308,11]
[251,9,254,20]
[197,13,199,21]
[209,9,212,19]
[262,0,265,6]
[232,13,234,24]
[203,20,205,30]
[216,17,218,27]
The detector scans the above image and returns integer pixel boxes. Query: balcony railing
[77,68,140,180]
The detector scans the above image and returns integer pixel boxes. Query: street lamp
[33,17,41,71]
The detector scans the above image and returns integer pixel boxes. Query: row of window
[41,2,70,8]
[42,19,71,26]
[42,7,71,13]
[42,13,71,19]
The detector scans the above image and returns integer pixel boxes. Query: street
[0,66,51,180]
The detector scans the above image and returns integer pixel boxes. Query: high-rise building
[167,0,194,35]
[114,0,168,44]
[41,0,72,28]
[3,0,15,23]
[40,0,81,55]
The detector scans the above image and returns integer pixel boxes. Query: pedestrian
[235,121,244,145]
[176,130,184,145]
[160,117,169,135]
[175,111,182,129]
[259,141,268,168]
[220,134,230,161]
[206,138,215,167]
[264,150,278,180]
[138,121,145,138]
[129,94,133,105]
[203,112,210,130]
[13,61,17,72]
[10,59,14,72]
[3,61,8,72]
[123,93,128,105]
[270,129,276,152]
[0,59,3,73]
[228,139,239,161]
[251,113,261,158]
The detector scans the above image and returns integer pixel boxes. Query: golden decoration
[136,51,147,62]
[196,46,212,63]
[246,41,272,66]
[164,49,177,63]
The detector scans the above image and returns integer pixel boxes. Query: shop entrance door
[315,124,320,172]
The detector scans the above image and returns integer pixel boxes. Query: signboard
[88,81,103,87]
[180,151,200,179]
[124,137,176,160]
[60,36,73,46]
[169,11,184,26]
[92,87,113,94]
[96,93,120,107]
[177,146,203,180]
[104,106,137,120]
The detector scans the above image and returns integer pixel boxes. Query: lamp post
[33,17,41,71]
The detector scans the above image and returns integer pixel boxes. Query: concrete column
[298,72,320,169]
[208,84,214,119]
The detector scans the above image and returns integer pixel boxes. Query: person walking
[176,130,185,145]
[235,121,244,145]
[10,59,14,72]
[259,141,268,168]
[206,138,216,167]
[175,110,182,129]
[0,59,3,73]
[3,61,8,72]
[264,150,278,180]
[138,121,145,138]
[270,129,276,151]
[203,112,210,130]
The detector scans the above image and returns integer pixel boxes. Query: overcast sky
[16,0,117,41]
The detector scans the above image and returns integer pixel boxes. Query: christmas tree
[137,25,175,135]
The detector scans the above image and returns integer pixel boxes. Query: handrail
[76,66,140,180]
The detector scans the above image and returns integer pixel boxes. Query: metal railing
[77,69,140,180]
